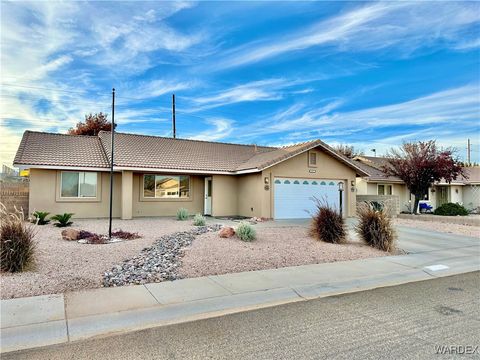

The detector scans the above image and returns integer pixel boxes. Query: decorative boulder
[219,227,235,238]
[61,228,80,241]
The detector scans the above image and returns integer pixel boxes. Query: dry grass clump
[0,203,36,272]
[309,198,346,244]
[356,201,397,252]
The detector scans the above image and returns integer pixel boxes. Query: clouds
[215,2,480,69]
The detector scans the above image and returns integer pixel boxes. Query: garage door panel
[274,178,344,219]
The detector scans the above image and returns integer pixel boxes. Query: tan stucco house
[14,131,369,220]
[354,156,480,213]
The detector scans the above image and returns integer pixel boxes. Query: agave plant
[32,211,50,225]
[51,213,74,227]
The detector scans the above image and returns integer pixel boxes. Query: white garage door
[274,178,345,219]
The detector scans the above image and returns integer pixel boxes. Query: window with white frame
[61,172,97,198]
[143,175,190,198]
[378,184,393,195]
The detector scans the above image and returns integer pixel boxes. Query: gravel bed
[0,218,196,299]
[178,225,387,279]
[394,218,480,238]
[103,224,222,287]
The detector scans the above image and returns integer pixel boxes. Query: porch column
[121,170,133,220]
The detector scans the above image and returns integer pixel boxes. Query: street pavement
[5,272,479,360]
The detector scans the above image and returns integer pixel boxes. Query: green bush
[193,213,206,226]
[434,203,468,216]
[1,203,36,272]
[236,222,256,242]
[176,208,189,221]
[310,199,346,244]
[51,213,74,227]
[32,211,50,225]
[356,202,396,252]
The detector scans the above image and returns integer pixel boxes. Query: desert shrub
[32,211,50,225]
[0,203,36,272]
[309,199,346,244]
[78,230,104,244]
[236,221,256,241]
[433,203,468,216]
[193,213,206,226]
[51,213,74,227]
[111,230,141,240]
[176,208,189,221]
[356,202,396,252]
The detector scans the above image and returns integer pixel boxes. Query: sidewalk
[1,229,479,354]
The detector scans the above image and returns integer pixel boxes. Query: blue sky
[1,1,479,166]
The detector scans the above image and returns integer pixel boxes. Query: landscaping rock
[103,224,222,287]
[219,226,235,238]
[61,228,80,241]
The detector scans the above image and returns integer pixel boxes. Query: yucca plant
[309,197,346,244]
[356,201,397,252]
[1,203,36,272]
[31,211,50,225]
[176,208,189,221]
[193,213,206,226]
[236,221,256,241]
[51,213,74,227]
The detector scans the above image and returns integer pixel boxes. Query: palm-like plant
[51,213,74,227]
[32,211,50,225]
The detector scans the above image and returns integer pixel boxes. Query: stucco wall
[450,185,463,205]
[29,168,121,218]
[132,173,204,217]
[260,149,357,217]
[237,173,262,217]
[211,175,238,216]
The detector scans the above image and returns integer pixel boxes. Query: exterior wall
[261,149,357,218]
[29,168,121,218]
[450,185,463,205]
[463,185,480,210]
[355,179,413,214]
[211,175,238,217]
[237,173,262,217]
[132,173,204,217]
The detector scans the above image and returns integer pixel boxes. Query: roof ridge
[24,130,99,138]
[98,131,278,149]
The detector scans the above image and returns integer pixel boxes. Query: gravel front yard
[178,225,386,279]
[0,218,194,299]
[394,218,480,238]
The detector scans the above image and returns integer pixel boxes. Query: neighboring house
[354,156,480,213]
[13,131,368,220]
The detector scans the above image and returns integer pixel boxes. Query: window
[309,152,317,166]
[378,184,393,195]
[143,175,190,198]
[61,172,97,198]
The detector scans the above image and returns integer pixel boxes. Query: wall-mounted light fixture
[351,180,355,187]
[264,177,269,185]
[455,189,459,194]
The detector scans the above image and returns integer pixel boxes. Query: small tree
[68,112,115,136]
[334,144,364,159]
[383,141,464,214]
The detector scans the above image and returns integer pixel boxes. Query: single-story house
[354,155,480,213]
[13,131,369,220]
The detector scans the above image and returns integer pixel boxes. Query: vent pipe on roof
[172,94,176,139]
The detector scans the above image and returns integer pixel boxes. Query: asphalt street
[4,272,479,360]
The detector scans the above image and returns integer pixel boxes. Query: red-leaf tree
[383,141,464,214]
[68,112,115,136]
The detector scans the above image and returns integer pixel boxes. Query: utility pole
[467,138,471,164]
[108,88,115,239]
[172,94,176,138]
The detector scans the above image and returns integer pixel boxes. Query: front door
[204,177,212,215]
[436,186,449,207]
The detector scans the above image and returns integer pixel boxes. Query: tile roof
[14,130,368,175]
[353,158,404,182]
[13,131,109,168]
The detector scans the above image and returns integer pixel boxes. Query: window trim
[56,171,101,203]
[377,184,393,196]
[141,174,192,202]
[308,151,318,167]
